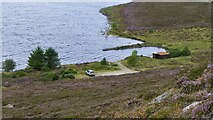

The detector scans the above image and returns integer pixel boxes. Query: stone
[182,101,201,113]
[151,92,169,104]
[3,81,10,87]
[5,104,14,109]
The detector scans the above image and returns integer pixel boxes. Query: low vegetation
[100,57,108,65]
[101,2,210,35]
[101,2,212,118]
[2,61,120,81]
[3,46,120,81]
[2,67,178,118]
[114,64,212,118]
[101,3,211,71]
[2,2,212,118]
[127,50,138,67]
[169,46,191,58]
[2,59,16,72]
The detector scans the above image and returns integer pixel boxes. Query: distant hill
[102,2,211,32]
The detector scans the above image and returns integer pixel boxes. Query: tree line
[2,47,60,72]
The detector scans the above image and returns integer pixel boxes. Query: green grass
[121,56,195,71]
[100,3,212,118]
[61,62,120,78]
[101,3,211,34]
[2,61,120,81]
[2,2,212,118]
[101,3,211,71]
[121,28,211,71]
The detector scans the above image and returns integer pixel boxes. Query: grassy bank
[101,2,211,35]
[2,61,120,81]
[2,2,212,118]
[101,2,211,70]
[100,2,212,118]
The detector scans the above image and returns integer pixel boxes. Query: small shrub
[111,63,118,66]
[145,106,156,117]
[169,48,182,58]
[60,68,77,75]
[101,57,108,65]
[188,64,206,80]
[143,91,158,101]
[2,59,16,72]
[67,68,77,74]
[11,73,17,78]
[15,71,27,77]
[60,68,76,79]
[52,74,59,81]
[175,77,204,93]
[41,65,51,72]
[182,81,203,93]
[148,29,155,34]
[127,50,138,67]
[2,73,12,78]
[39,72,59,81]
[24,67,35,73]
[155,109,170,118]
[169,47,191,58]
[62,74,75,79]
[2,71,26,78]
[181,46,190,56]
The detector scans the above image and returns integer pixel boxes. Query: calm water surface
[2,2,165,70]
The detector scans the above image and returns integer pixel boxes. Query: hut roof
[155,52,170,55]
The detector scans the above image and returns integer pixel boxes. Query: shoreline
[100,4,166,52]
[99,2,211,72]
[9,2,162,71]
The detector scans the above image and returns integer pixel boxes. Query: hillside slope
[101,2,211,34]
[2,2,212,118]
[101,2,212,118]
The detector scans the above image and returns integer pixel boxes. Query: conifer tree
[28,47,45,70]
[45,47,60,69]
[2,59,16,72]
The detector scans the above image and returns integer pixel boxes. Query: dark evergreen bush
[101,57,108,65]
[127,50,138,67]
[45,47,60,69]
[2,59,16,72]
[181,46,191,56]
[28,47,45,70]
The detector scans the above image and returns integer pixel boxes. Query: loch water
[2,2,165,69]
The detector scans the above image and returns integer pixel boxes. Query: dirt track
[96,62,139,76]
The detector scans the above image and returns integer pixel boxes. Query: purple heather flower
[191,100,213,118]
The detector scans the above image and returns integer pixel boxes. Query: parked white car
[85,70,95,76]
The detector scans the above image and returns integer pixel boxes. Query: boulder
[182,101,201,113]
